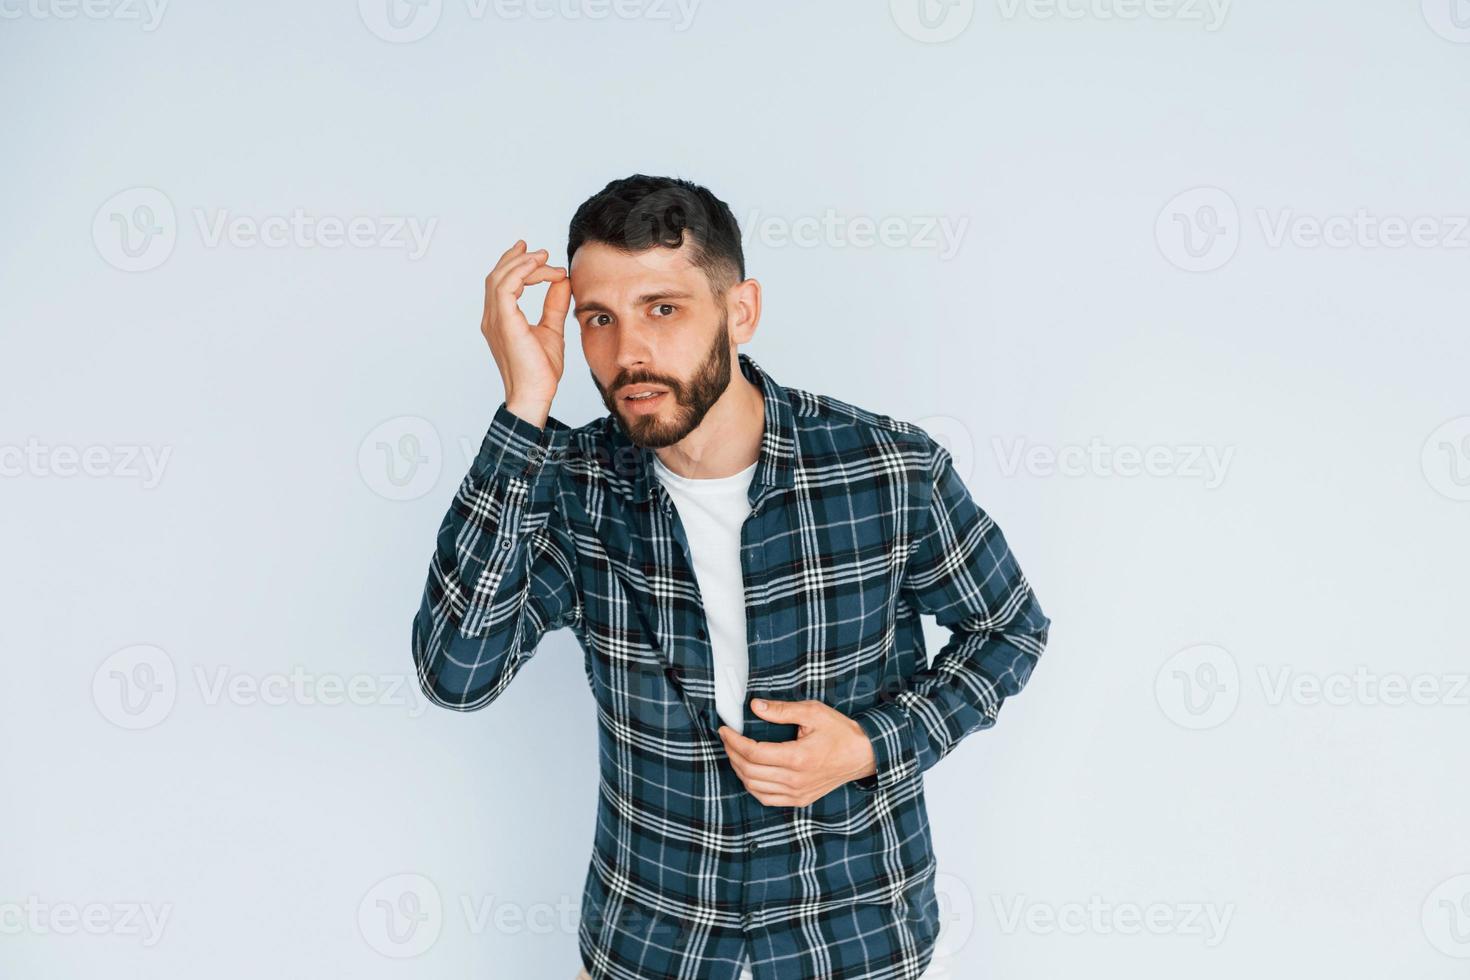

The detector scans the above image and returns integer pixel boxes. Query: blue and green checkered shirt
[412,352,1050,979]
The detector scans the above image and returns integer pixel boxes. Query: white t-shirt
[651,454,758,736]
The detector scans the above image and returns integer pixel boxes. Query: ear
[727,276,761,345]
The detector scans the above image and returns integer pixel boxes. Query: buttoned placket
[735,485,773,962]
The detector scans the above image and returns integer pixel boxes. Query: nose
[614,319,656,375]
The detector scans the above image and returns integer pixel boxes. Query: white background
[2,0,1468,977]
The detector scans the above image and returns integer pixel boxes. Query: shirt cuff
[848,697,921,794]
[470,401,569,483]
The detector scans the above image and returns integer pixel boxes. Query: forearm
[849,435,1051,791]
[411,401,575,710]
[850,603,1048,791]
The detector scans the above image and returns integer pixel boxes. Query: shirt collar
[610,351,797,505]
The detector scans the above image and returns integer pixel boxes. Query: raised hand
[481,239,572,428]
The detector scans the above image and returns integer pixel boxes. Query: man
[411,175,1051,980]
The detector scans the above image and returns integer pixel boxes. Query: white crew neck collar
[651,454,758,492]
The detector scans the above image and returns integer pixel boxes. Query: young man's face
[570,240,735,449]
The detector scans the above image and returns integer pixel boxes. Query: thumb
[539,276,571,335]
[750,697,813,722]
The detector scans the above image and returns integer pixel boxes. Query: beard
[595,310,733,450]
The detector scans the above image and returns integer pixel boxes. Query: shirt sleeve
[411,401,583,711]
[848,436,1050,792]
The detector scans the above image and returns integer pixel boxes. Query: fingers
[490,250,550,295]
[488,243,559,294]
[487,240,529,287]
[485,244,568,334]
[718,727,820,807]
[722,747,798,799]
[720,741,795,786]
[521,262,567,282]
[719,726,800,769]
[496,239,527,265]
[745,783,799,804]
[520,263,567,291]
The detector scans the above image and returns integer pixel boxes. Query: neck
[654,371,764,479]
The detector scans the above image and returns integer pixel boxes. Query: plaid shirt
[412,352,1050,979]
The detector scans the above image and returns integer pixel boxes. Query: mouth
[621,388,669,413]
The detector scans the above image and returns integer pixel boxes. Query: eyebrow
[574,291,696,317]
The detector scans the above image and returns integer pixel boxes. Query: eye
[651,303,677,318]
[586,313,612,328]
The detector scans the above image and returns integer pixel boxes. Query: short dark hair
[567,174,745,297]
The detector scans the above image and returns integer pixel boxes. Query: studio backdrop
[2,1,1467,977]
